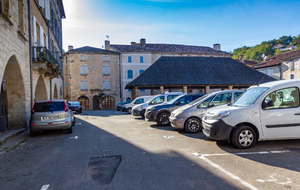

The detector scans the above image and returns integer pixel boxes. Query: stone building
[254,49,300,80]
[0,0,65,131]
[63,46,121,110]
[106,38,231,103]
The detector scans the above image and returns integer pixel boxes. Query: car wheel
[72,117,76,126]
[231,125,256,149]
[66,127,73,133]
[141,110,146,119]
[157,112,171,126]
[185,118,202,133]
[30,130,37,137]
[127,108,132,114]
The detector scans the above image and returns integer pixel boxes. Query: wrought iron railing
[32,46,61,65]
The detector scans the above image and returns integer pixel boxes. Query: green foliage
[232,35,299,62]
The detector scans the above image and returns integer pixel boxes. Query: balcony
[32,46,62,79]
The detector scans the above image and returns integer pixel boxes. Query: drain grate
[87,155,122,185]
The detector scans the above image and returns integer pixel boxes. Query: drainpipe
[119,53,122,102]
[48,20,52,100]
[28,0,33,110]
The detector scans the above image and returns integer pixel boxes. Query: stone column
[205,86,210,93]
[132,87,139,100]
[228,85,233,90]
[183,86,188,93]
[151,89,154,95]
[160,86,164,94]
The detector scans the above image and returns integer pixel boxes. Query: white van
[202,79,300,149]
[122,96,154,114]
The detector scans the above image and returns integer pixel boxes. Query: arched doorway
[53,84,58,99]
[93,95,100,110]
[78,96,89,110]
[1,55,27,129]
[35,75,47,102]
[102,96,114,109]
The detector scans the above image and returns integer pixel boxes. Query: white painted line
[163,136,174,139]
[41,184,50,190]
[69,136,78,139]
[193,153,258,190]
[199,150,290,157]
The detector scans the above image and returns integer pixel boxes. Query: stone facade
[63,46,121,110]
[0,0,65,130]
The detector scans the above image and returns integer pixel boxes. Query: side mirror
[262,100,274,109]
[227,103,232,106]
[175,101,181,105]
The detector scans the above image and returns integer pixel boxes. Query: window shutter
[39,0,45,8]
[85,81,88,90]
[40,26,44,47]
[85,65,87,74]
[46,35,48,49]
[104,81,110,90]
[104,56,109,61]
[289,60,294,71]
[45,0,50,20]
[104,66,110,75]
[140,56,144,63]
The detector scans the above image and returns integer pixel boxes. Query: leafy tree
[98,92,106,109]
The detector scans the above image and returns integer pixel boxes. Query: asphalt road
[0,110,300,190]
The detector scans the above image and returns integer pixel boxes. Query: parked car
[145,94,205,126]
[117,102,125,111]
[69,101,82,113]
[202,79,300,149]
[132,92,186,119]
[123,96,154,114]
[170,90,245,133]
[29,100,75,136]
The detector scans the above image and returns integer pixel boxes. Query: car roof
[255,79,300,88]
[35,99,68,103]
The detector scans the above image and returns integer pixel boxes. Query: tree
[98,92,106,110]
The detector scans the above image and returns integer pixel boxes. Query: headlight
[205,110,231,120]
[174,110,183,117]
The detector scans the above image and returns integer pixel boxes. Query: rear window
[34,102,65,112]
[70,102,80,106]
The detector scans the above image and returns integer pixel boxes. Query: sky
[62,0,300,53]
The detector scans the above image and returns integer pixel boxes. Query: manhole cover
[87,155,122,185]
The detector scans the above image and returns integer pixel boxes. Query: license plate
[42,116,58,121]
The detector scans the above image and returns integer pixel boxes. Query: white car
[122,96,154,114]
[132,92,186,119]
[202,79,300,149]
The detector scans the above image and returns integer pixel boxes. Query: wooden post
[134,87,139,99]
[169,89,172,92]
[160,86,164,94]
[228,85,233,90]
[151,89,154,95]
[183,86,188,93]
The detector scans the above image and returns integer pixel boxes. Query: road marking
[257,173,293,185]
[199,150,290,157]
[163,136,174,139]
[41,184,50,190]
[69,136,78,139]
[193,153,258,190]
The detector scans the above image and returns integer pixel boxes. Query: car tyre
[157,112,170,126]
[127,108,132,114]
[30,130,37,137]
[231,125,256,149]
[185,118,202,133]
[141,110,146,119]
[66,127,73,133]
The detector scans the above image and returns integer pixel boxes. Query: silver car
[169,90,245,133]
[30,100,75,136]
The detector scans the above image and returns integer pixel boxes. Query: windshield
[70,102,80,106]
[189,93,213,105]
[167,94,185,105]
[233,87,269,107]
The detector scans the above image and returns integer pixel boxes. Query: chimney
[131,42,137,45]
[105,40,110,50]
[68,45,73,51]
[140,38,146,47]
[239,55,244,63]
[213,44,220,51]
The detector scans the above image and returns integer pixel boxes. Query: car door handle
[294,112,300,115]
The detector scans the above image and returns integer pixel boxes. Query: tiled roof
[67,46,120,54]
[272,44,286,49]
[111,43,231,56]
[125,57,276,89]
[236,59,258,66]
[254,49,300,69]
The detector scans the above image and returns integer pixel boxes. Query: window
[140,56,144,63]
[291,74,294,79]
[139,70,144,75]
[104,56,109,62]
[104,81,110,90]
[128,89,131,92]
[197,96,215,108]
[260,68,265,73]
[80,65,87,75]
[81,55,86,61]
[103,66,110,75]
[127,70,133,79]
[167,95,179,102]
[268,67,273,76]
[211,93,232,106]
[289,60,294,71]
[81,81,88,90]
[234,92,244,100]
[149,96,165,105]
[128,56,132,63]
[263,87,299,110]
[134,98,144,104]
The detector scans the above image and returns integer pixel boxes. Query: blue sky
[62,0,300,52]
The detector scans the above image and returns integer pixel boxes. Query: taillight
[63,101,68,112]
[31,103,36,114]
